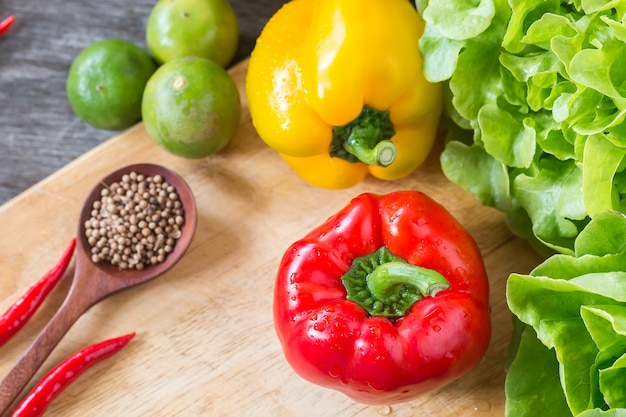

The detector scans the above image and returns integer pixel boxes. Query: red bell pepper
[273,191,491,405]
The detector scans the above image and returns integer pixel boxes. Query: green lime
[66,39,157,130]
[142,56,241,158]
[146,0,239,67]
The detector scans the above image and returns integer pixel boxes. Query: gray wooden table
[0,0,286,205]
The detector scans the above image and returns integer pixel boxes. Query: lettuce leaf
[420,0,626,253]
[505,211,626,415]
[420,1,626,413]
[505,322,572,417]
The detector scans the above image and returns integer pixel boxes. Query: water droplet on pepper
[329,364,342,378]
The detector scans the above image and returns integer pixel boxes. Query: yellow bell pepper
[246,0,443,189]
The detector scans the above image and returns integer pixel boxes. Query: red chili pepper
[0,237,76,348]
[11,332,136,417]
[0,15,16,36]
[273,191,491,405]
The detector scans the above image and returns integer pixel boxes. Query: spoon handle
[0,279,95,415]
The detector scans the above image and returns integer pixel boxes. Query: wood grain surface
[0,163,198,413]
[0,59,545,416]
[0,0,287,205]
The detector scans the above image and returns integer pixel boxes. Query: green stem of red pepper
[0,15,16,36]
[330,105,397,167]
[367,261,450,299]
[342,246,450,318]
[10,332,135,417]
[0,237,76,348]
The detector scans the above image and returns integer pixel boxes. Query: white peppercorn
[84,171,185,270]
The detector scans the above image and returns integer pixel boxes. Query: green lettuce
[506,210,626,415]
[420,0,626,253]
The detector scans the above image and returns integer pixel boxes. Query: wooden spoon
[0,163,197,414]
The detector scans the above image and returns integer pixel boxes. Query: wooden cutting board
[0,59,544,416]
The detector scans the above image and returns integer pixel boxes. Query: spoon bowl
[0,163,197,415]
[76,162,197,284]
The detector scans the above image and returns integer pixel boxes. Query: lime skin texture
[146,0,239,68]
[142,56,241,159]
[66,38,157,130]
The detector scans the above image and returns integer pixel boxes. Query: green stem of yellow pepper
[330,105,397,167]
[344,132,396,167]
